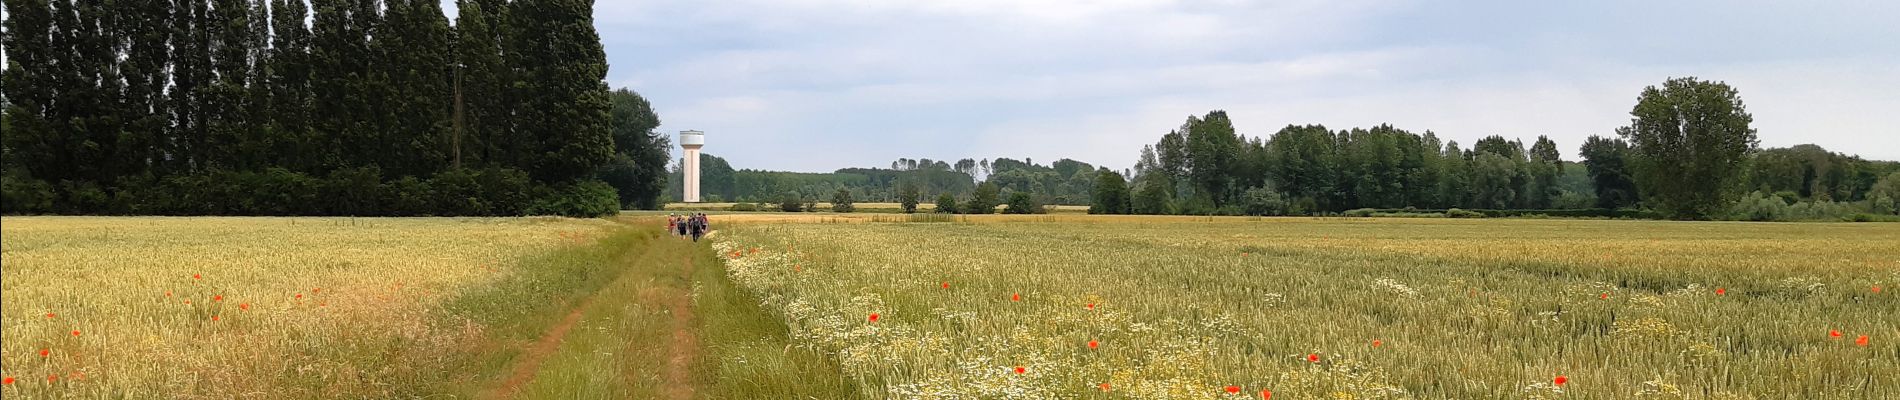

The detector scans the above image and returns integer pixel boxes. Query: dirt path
[659,255,701,400]
[483,242,661,400]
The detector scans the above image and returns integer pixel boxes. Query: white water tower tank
[679,130,705,203]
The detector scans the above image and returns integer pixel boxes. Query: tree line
[1089,77,1900,220]
[1,0,672,216]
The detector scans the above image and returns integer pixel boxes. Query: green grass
[511,224,858,399]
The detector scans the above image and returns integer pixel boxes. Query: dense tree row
[663,153,1106,210]
[1094,77,1899,220]
[1,0,669,216]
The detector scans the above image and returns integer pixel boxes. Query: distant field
[0,216,621,398]
[662,202,1091,213]
[711,217,1899,398]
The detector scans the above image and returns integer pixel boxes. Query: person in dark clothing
[690,213,706,242]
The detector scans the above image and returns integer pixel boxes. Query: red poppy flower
[312,288,322,293]
[1308,353,1319,363]
[192,274,201,280]
[319,302,328,307]
[1858,335,1870,346]
[1099,383,1110,391]
[183,300,191,305]
[1554,375,1568,386]
[213,295,223,302]
[1262,389,1274,399]
[868,313,880,322]
[46,313,56,318]
[39,349,48,357]
[71,330,81,337]
[295,293,304,300]
[166,291,172,297]
[1011,293,1021,302]
[1086,303,1094,310]
[47,375,57,383]
[1715,288,1726,295]
[1226,385,1241,394]
[2,376,12,385]
[1600,293,1609,300]
[942,282,950,289]
[211,315,220,321]
[1088,340,1099,349]
[1372,339,1383,347]
[1831,330,1843,338]
[1875,286,1884,294]
[1014,366,1025,374]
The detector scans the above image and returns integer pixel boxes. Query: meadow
[0,216,629,398]
[711,216,1899,399]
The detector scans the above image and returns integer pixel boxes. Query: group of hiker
[667,213,710,242]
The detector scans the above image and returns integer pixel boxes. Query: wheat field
[0,216,618,398]
[711,217,1900,399]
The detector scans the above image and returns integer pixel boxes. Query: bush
[1343,208,1378,217]
[1003,191,1045,214]
[831,189,855,213]
[778,192,804,212]
[1240,187,1286,216]
[1,173,56,214]
[934,193,958,214]
[965,182,1000,214]
[526,180,621,217]
[1445,208,1485,218]
[729,203,760,212]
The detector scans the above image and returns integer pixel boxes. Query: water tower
[679,130,705,203]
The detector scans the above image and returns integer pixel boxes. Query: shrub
[778,192,804,212]
[1445,208,1485,218]
[526,180,620,217]
[1003,191,1045,214]
[934,193,959,214]
[831,189,856,213]
[1343,208,1378,217]
[1,173,56,214]
[729,203,760,212]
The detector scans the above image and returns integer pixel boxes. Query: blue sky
[473,0,1900,172]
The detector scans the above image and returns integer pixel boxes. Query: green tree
[1004,191,1044,214]
[2,0,59,188]
[267,0,314,172]
[965,181,1000,214]
[598,88,670,209]
[1470,152,1519,209]
[1089,170,1130,214]
[374,0,453,177]
[830,188,855,212]
[309,0,375,170]
[1183,111,1243,206]
[1621,77,1759,219]
[1579,135,1639,209]
[453,0,513,167]
[1436,141,1470,208]
[508,0,612,183]
[777,191,804,212]
[933,193,958,214]
[1526,135,1563,208]
[897,180,921,213]
[1131,172,1174,215]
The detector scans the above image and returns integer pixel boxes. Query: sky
[474,0,1900,172]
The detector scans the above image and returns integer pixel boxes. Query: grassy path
[494,225,857,399]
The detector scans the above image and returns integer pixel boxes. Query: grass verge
[509,224,859,399]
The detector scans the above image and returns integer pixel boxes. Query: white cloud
[563,0,1900,171]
